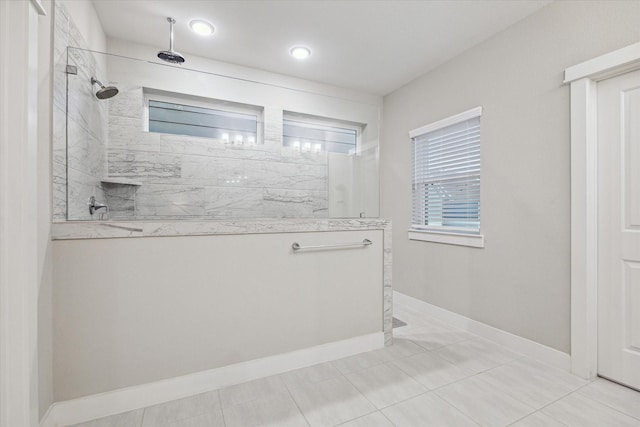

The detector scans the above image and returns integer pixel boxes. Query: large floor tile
[69,409,144,427]
[464,338,522,362]
[541,392,640,427]
[373,337,425,362]
[345,363,427,409]
[76,299,636,427]
[142,391,221,427]
[220,375,288,408]
[166,410,225,427]
[280,362,342,391]
[393,307,465,328]
[394,324,473,351]
[578,378,640,420]
[507,357,589,390]
[382,392,478,427]
[435,375,535,427]
[337,411,394,427]
[288,376,376,427]
[435,338,520,374]
[509,411,566,427]
[223,392,308,427]
[477,357,586,409]
[330,350,386,375]
[392,350,475,390]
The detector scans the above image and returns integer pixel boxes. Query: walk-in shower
[56,46,380,221]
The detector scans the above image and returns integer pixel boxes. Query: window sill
[408,229,485,248]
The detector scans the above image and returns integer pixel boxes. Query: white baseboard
[394,291,571,372]
[41,332,383,427]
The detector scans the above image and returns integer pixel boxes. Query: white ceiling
[92,0,551,96]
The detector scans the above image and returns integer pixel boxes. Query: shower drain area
[392,317,407,328]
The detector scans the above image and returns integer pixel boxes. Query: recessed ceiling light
[189,20,214,36]
[290,46,311,60]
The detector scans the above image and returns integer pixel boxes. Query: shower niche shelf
[101,178,143,186]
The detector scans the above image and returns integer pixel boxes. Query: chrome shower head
[90,77,119,100]
[158,17,185,64]
[157,49,185,64]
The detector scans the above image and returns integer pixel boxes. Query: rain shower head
[157,49,185,64]
[158,17,185,64]
[90,77,119,100]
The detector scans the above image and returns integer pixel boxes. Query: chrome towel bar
[291,238,372,251]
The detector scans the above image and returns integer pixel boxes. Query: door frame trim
[566,41,640,379]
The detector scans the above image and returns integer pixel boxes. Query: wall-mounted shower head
[90,77,119,100]
[158,17,185,64]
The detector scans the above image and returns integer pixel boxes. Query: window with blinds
[410,107,481,234]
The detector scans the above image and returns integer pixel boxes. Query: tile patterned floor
[70,302,640,427]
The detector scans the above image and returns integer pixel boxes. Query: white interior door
[597,69,640,390]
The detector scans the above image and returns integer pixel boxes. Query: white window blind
[411,111,481,233]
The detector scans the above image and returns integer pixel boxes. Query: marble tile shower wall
[52,2,108,221]
[104,87,329,219]
[52,3,329,221]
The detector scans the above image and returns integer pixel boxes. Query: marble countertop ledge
[52,218,391,240]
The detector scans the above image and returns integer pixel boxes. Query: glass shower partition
[58,47,380,221]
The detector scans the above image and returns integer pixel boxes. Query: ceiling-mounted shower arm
[167,17,176,52]
[158,17,185,63]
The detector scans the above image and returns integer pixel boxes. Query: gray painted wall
[381,0,640,354]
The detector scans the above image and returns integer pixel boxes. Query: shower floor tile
[391,317,407,328]
[67,298,640,427]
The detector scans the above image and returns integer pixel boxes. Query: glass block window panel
[283,118,357,154]
[411,109,481,233]
[148,100,259,143]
